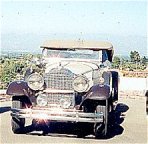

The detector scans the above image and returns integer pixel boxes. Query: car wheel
[76,122,89,138]
[94,122,105,138]
[111,71,118,102]
[11,99,25,134]
[94,104,108,139]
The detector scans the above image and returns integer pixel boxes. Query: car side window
[102,50,108,62]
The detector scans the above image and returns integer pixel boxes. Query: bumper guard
[11,107,104,123]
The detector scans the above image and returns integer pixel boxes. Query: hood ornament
[57,62,62,70]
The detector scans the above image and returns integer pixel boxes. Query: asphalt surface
[0,97,147,144]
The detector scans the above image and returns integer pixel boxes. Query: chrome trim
[44,68,74,90]
[43,89,74,93]
[11,108,103,123]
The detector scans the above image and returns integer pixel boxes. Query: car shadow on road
[25,103,129,139]
[0,106,11,114]
[106,103,129,139]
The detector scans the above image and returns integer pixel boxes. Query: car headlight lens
[27,73,44,90]
[73,76,89,92]
[37,93,47,107]
[60,99,71,109]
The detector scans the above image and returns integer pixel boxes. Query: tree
[130,51,141,63]
[0,56,28,89]
[141,56,148,65]
[112,56,121,69]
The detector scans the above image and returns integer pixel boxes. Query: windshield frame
[42,48,108,62]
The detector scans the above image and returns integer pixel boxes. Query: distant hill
[1,33,147,57]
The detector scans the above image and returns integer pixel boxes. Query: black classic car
[6,40,118,138]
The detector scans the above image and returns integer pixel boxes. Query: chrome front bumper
[11,107,104,123]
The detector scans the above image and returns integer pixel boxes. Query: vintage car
[6,40,118,138]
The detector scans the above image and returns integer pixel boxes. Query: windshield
[42,49,108,61]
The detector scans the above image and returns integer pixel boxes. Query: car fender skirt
[6,81,29,96]
[85,84,110,100]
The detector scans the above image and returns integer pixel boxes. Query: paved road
[0,97,147,144]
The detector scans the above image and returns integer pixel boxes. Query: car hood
[45,59,99,75]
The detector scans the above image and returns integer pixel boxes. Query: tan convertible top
[40,40,113,50]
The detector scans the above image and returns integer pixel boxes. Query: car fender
[6,81,29,96]
[84,84,110,101]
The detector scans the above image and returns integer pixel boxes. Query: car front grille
[47,93,74,106]
[44,68,75,107]
[44,68,74,90]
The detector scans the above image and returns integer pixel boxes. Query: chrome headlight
[73,76,89,92]
[60,99,71,109]
[36,93,47,107]
[27,73,44,90]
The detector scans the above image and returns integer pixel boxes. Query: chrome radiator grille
[47,93,74,106]
[44,68,74,90]
[44,68,75,108]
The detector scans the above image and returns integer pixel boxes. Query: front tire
[94,123,105,138]
[94,104,108,139]
[11,98,25,134]
[111,71,118,102]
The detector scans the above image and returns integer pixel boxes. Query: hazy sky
[1,1,147,36]
[1,1,147,56]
